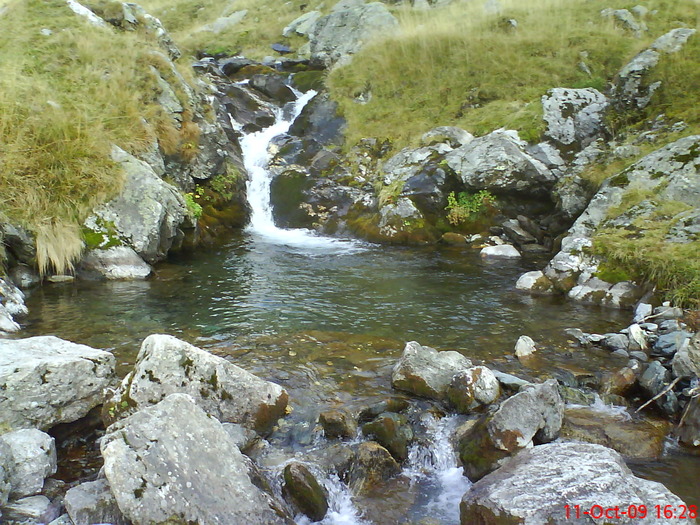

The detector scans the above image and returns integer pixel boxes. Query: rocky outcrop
[308,2,399,67]
[391,341,472,400]
[105,334,288,435]
[64,479,128,525]
[89,146,187,265]
[523,135,700,307]
[101,393,292,525]
[458,380,563,481]
[541,88,608,154]
[613,28,696,112]
[460,442,694,524]
[0,336,115,431]
[0,429,56,500]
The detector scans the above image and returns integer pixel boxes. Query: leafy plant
[445,190,494,225]
[184,193,203,220]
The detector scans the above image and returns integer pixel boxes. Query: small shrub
[445,190,494,226]
[184,193,203,220]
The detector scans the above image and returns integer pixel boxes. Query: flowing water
[15,87,700,522]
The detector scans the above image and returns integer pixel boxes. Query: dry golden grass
[0,0,198,273]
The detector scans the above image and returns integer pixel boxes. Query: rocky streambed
[1,238,699,524]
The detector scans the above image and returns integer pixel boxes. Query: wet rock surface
[282,462,328,522]
[460,442,695,525]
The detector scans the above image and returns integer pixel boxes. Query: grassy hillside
[137,0,315,58]
[0,0,194,273]
[328,0,699,150]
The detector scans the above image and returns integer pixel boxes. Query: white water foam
[295,473,370,525]
[404,414,472,523]
[568,393,632,421]
[239,88,365,254]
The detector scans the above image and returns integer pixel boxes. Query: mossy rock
[292,70,326,93]
[282,462,329,522]
[361,412,414,462]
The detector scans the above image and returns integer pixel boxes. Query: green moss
[608,172,630,188]
[292,71,326,93]
[82,219,122,250]
[183,192,203,220]
[594,263,633,284]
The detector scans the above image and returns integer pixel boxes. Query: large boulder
[0,439,11,507]
[458,380,563,481]
[613,28,696,111]
[0,429,56,499]
[541,88,608,154]
[101,393,291,525]
[460,442,695,524]
[0,336,115,431]
[308,2,399,67]
[64,479,128,525]
[391,341,472,400]
[91,146,187,264]
[105,334,288,435]
[445,130,556,198]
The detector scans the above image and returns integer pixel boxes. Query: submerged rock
[282,462,328,522]
[677,396,700,447]
[347,441,401,495]
[391,341,472,400]
[560,406,669,458]
[101,393,291,525]
[105,334,288,435]
[460,442,694,524]
[319,409,357,439]
[361,412,414,461]
[77,246,152,280]
[0,336,115,431]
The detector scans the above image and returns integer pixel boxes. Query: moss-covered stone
[282,462,328,522]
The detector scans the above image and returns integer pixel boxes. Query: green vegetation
[446,191,495,226]
[0,0,198,274]
[328,0,698,151]
[593,222,699,308]
[184,193,203,220]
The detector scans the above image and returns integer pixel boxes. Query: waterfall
[237,87,364,253]
[404,414,472,524]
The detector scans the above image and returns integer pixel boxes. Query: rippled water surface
[18,232,700,520]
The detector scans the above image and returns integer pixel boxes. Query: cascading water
[404,414,472,524]
[238,87,364,253]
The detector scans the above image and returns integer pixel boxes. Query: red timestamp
[564,504,698,520]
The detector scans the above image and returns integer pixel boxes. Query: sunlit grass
[0,0,195,273]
